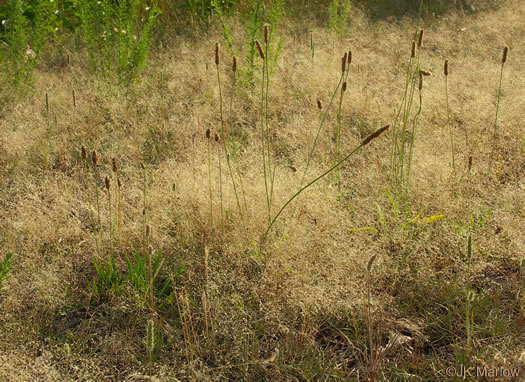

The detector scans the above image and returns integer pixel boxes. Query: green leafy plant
[91,256,124,301]
[0,251,14,296]
[126,247,181,311]
[79,0,161,84]
[328,0,351,37]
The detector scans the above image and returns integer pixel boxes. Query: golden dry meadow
[0,0,524,380]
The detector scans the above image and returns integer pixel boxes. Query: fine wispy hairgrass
[488,46,508,175]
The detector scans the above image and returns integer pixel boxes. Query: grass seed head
[347,50,352,64]
[411,41,416,58]
[502,46,508,64]
[81,146,87,161]
[206,128,211,140]
[214,132,219,142]
[468,156,473,171]
[342,52,347,72]
[118,178,122,188]
[419,71,423,90]
[264,24,269,43]
[105,176,110,190]
[92,151,98,166]
[256,40,265,59]
[418,29,424,48]
[215,42,220,66]
[317,99,322,110]
[112,158,118,172]
[342,81,347,92]
[362,125,390,146]
[444,59,449,76]
[232,56,237,73]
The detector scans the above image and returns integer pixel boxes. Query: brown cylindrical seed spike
[264,24,269,43]
[418,71,423,90]
[215,42,220,66]
[468,156,473,171]
[347,50,352,65]
[140,162,145,170]
[105,176,110,190]
[502,46,508,64]
[214,133,219,142]
[342,52,347,72]
[146,225,150,237]
[444,60,449,76]
[206,128,211,140]
[92,151,98,165]
[255,40,265,59]
[117,178,122,188]
[112,158,118,172]
[317,100,322,110]
[362,125,390,146]
[81,146,87,161]
[420,70,431,76]
[418,29,424,48]
[411,41,416,58]
[67,54,70,65]
[232,56,237,73]
[342,82,347,92]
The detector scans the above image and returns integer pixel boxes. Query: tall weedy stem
[256,38,271,224]
[489,46,508,175]
[206,129,213,229]
[334,51,352,185]
[105,176,112,257]
[215,47,246,228]
[112,158,122,245]
[215,133,223,227]
[92,151,102,251]
[141,162,147,256]
[444,59,456,179]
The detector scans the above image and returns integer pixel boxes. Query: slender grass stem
[489,54,507,175]
[262,125,389,241]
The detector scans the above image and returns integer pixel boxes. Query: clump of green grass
[0,252,14,296]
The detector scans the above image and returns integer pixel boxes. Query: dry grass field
[0,0,524,380]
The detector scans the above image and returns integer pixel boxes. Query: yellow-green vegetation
[0,0,524,380]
